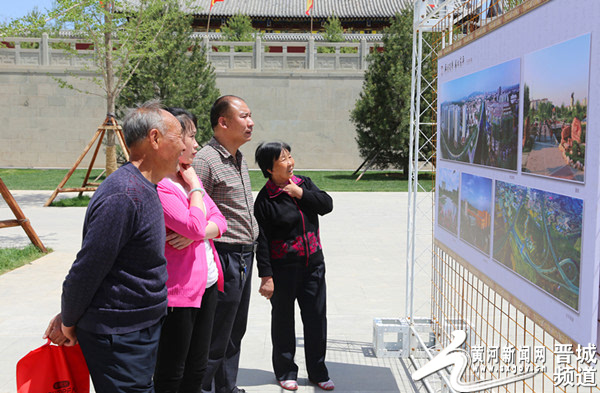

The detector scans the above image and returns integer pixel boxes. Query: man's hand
[43,313,74,346]
[282,179,303,199]
[166,230,194,250]
[259,276,274,299]
[61,324,77,346]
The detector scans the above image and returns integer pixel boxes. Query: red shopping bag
[16,339,89,393]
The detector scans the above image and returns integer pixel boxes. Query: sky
[523,33,591,107]
[0,0,57,23]
[440,58,521,104]
[460,173,492,212]
[438,167,459,192]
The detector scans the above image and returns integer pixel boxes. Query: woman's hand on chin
[179,163,200,188]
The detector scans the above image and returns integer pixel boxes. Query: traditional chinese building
[184,0,411,36]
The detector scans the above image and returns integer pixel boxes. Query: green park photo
[493,180,582,310]
[521,33,591,183]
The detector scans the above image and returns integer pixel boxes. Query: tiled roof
[190,32,384,41]
[186,0,412,18]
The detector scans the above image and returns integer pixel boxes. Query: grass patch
[0,169,106,190]
[51,195,91,207]
[0,169,433,193]
[0,245,50,275]
[250,170,433,192]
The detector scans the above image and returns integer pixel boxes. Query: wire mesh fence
[429,244,599,392]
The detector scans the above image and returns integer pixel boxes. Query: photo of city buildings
[459,173,492,254]
[439,59,520,170]
[493,181,582,310]
[437,167,460,235]
[521,34,590,182]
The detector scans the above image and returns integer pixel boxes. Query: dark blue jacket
[61,163,168,334]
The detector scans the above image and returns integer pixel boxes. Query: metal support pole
[406,1,422,322]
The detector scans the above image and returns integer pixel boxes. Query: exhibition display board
[434,0,599,345]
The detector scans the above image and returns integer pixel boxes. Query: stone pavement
[0,191,432,393]
[522,142,584,181]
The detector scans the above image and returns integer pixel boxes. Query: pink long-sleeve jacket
[157,177,227,307]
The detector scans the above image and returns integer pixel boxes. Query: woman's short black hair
[165,107,197,136]
[255,141,291,179]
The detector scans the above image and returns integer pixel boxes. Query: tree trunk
[105,131,117,175]
[104,1,118,176]
[403,161,409,178]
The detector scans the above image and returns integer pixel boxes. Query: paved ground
[0,191,433,393]
[522,142,584,181]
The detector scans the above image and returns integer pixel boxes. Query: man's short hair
[123,99,165,147]
[255,141,291,179]
[210,95,244,130]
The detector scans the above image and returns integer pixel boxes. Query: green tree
[1,0,193,175]
[351,9,431,174]
[1,6,63,46]
[523,84,530,120]
[574,100,586,120]
[318,13,351,54]
[117,4,220,145]
[322,13,344,42]
[220,13,256,52]
[538,101,553,122]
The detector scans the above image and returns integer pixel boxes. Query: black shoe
[233,389,245,393]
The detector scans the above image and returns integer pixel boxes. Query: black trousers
[77,319,162,393]
[270,261,329,383]
[202,246,253,393]
[154,284,219,393]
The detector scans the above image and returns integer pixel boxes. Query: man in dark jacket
[44,100,185,393]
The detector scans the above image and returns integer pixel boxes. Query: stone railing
[0,34,381,72]
[0,35,96,68]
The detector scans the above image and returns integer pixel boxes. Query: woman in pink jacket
[154,108,227,393]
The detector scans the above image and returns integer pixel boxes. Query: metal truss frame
[405,2,600,393]
[406,0,453,323]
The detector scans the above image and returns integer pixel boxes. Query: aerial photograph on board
[493,181,582,310]
[439,59,520,171]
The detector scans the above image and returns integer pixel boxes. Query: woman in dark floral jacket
[254,141,335,391]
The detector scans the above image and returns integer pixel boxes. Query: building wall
[217,71,364,170]
[0,67,107,168]
[0,67,365,170]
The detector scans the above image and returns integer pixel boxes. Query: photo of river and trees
[439,59,520,171]
[493,181,583,310]
[521,34,590,183]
